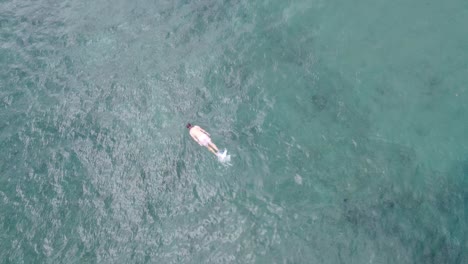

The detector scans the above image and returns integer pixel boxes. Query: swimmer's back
[189,125,203,138]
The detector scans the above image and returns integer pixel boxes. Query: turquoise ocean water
[1,0,467,263]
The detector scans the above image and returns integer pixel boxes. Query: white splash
[294,174,303,185]
[217,149,231,164]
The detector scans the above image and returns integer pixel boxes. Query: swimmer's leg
[208,142,219,153]
[207,146,218,155]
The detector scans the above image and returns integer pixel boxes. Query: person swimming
[187,123,220,155]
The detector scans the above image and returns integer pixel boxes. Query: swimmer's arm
[190,134,200,144]
[193,135,202,145]
[200,128,210,136]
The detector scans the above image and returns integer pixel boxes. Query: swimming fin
[217,149,227,158]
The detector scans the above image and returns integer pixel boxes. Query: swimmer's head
[186,123,193,129]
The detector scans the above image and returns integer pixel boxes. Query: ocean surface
[1,0,467,263]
